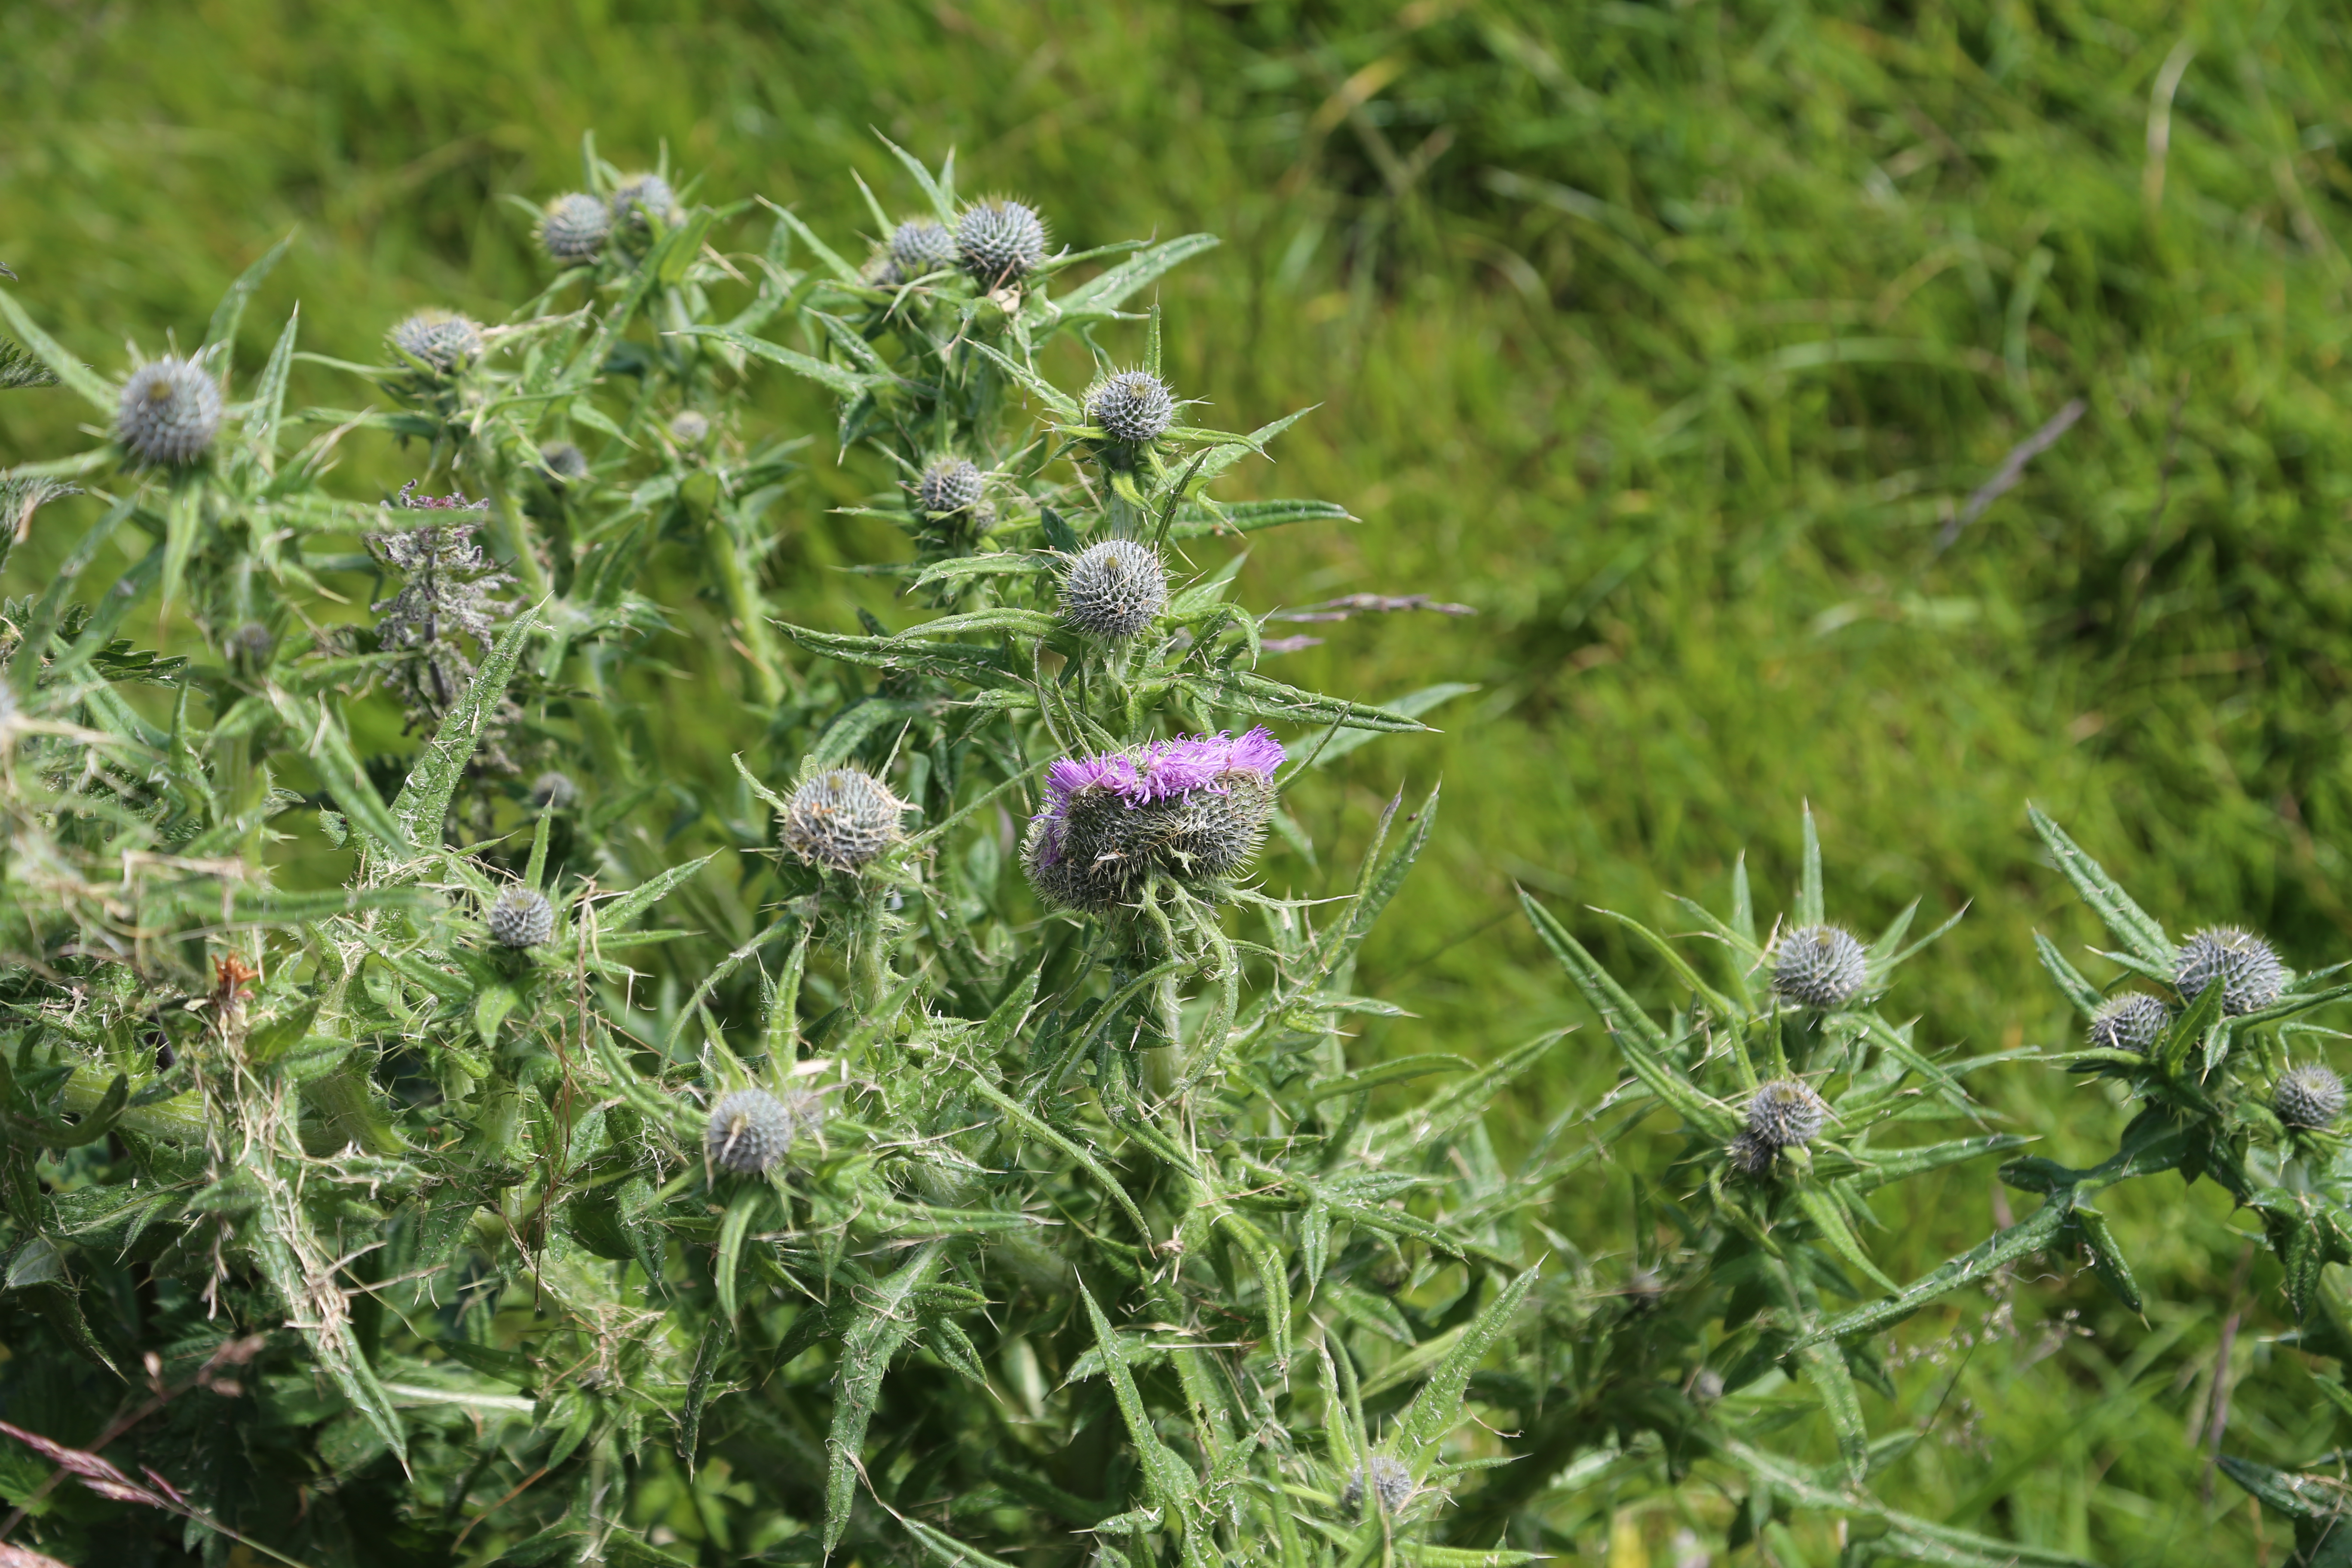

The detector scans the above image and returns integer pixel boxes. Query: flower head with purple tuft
[1025,728,1285,910]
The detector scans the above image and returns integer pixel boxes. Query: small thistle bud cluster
[539,441,590,485]
[2088,992,2170,1054]
[117,358,224,466]
[888,219,958,279]
[2175,926,2287,1016]
[1023,729,1285,913]
[1087,371,1177,444]
[780,768,909,871]
[1771,924,1867,1010]
[1062,539,1168,641]
[916,458,986,516]
[611,172,680,231]
[669,410,710,447]
[704,1087,823,1175]
[539,193,612,263]
[389,309,484,375]
[1746,1078,1828,1151]
[1341,1457,1414,1518]
[956,198,1047,285]
[487,888,554,949]
[2275,1064,2346,1129]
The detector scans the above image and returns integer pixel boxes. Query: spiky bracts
[704,1087,822,1175]
[916,458,986,516]
[611,173,680,231]
[1341,1457,1414,1518]
[1022,729,1284,913]
[389,309,484,375]
[781,768,909,871]
[2176,926,2287,1016]
[487,888,554,949]
[116,358,223,466]
[956,198,1047,285]
[2088,992,2170,1054]
[888,220,958,278]
[2276,1065,2346,1130]
[1746,1078,1827,1152]
[539,193,611,263]
[1061,539,1167,641]
[1771,924,1867,1010]
[1087,371,1177,444]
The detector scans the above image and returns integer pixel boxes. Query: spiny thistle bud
[916,457,986,516]
[539,441,589,484]
[888,219,958,278]
[389,309,484,375]
[669,410,710,447]
[2276,1064,2346,1130]
[2088,992,2170,1054]
[1341,1457,1413,1518]
[487,888,554,949]
[1062,539,1168,641]
[1023,729,1284,912]
[116,357,223,466]
[611,172,680,230]
[1087,371,1176,444]
[704,1087,820,1175]
[1771,924,1867,1010]
[227,622,274,667]
[1745,1078,1827,1150]
[539,192,611,263]
[956,198,1047,285]
[781,768,909,871]
[1727,1129,1776,1176]
[530,771,576,812]
[2175,926,2287,1016]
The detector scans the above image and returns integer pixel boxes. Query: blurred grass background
[7,0,2352,1560]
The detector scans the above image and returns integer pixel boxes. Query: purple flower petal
[1031,729,1287,867]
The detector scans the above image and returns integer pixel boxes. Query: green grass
[9,0,2352,1559]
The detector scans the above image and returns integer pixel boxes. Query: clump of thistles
[1022,728,1285,913]
[705,1087,823,1175]
[539,193,611,262]
[916,458,986,516]
[1062,539,1167,641]
[2176,926,2287,1016]
[117,358,224,466]
[1341,1456,1414,1519]
[781,768,910,871]
[956,198,1047,285]
[1088,371,1177,444]
[2088,992,2170,1054]
[2275,1065,2346,1130]
[1771,924,1867,1010]
[389,309,484,375]
[487,888,554,949]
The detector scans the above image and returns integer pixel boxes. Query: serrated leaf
[1391,1266,1535,1464]
[383,609,539,862]
[826,1243,947,1552]
[2028,804,2173,969]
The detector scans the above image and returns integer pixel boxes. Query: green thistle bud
[2275,1064,2345,1129]
[1746,1078,1827,1150]
[916,457,986,516]
[888,219,957,277]
[611,172,679,230]
[116,357,223,466]
[1771,924,1866,1010]
[956,198,1047,285]
[539,442,589,485]
[1341,1457,1413,1518]
[2088,992,2169,1054]
[1061,540,1167,641]
[1087,371,1176,444]
[389,309,484,375]
[487,888,554,949]
[539,193,611,263]
[2175,926,2287,1016]
[704,1087,820,1175]
[781,768,909,871]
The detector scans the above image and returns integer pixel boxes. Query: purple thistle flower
[1033,727,1284,867]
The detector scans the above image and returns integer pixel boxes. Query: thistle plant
[0,140,1583,1568]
